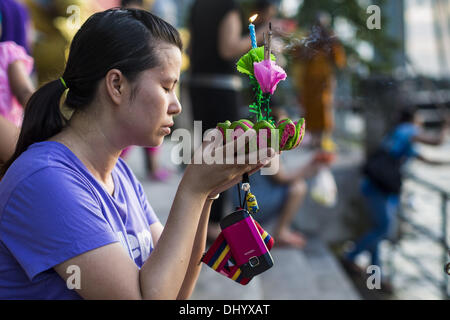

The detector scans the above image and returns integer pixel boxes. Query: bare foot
[274,229,307,249]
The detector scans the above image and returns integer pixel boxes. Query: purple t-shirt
[0,141,160,299]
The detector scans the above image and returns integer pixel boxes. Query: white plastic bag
[310,167,337,207]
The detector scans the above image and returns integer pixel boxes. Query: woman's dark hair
[1,8,182,176]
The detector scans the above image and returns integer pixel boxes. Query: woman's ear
[105,69,126,105]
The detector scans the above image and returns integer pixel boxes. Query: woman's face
[123,43,182,147]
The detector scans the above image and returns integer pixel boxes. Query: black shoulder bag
[362,148,402,194]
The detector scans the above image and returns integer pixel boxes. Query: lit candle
[249,14,258,49]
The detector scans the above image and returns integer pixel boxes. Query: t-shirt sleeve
[0,167,119,281]
[384,124,420,158]
[136,181,160,226]
[0,41,34,74]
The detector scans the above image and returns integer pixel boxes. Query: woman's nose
[168,94,182,116]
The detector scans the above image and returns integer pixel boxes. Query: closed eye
[162,78,178,93]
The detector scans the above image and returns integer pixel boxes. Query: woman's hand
[183,129,276,198]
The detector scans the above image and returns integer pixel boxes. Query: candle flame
[249,14,258,23]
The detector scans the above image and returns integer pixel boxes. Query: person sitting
[208,107,320,249]
[0,40,34,168]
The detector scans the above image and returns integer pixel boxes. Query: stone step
[259,248,321,299]
[259,239,360,300]
[190,265,264,300]
[301,237,361,300]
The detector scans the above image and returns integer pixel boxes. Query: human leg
[272,179,308,248]
[345,185,392,266]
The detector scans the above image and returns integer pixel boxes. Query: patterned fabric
[201,219,274,285]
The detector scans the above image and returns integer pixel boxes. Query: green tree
[295,0,399,74]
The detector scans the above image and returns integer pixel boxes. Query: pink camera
[220,209,273,278]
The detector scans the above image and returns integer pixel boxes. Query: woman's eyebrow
[162,77,178,88]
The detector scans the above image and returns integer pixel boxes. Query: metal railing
[389,171,449,299]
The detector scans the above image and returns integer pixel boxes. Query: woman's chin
[151,136,164,147]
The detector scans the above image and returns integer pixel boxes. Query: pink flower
[253,59,287,95]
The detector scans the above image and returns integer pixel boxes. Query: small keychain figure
[240,173,259,214]
[246,191,259,214]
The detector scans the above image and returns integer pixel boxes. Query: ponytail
[1,80,67,176]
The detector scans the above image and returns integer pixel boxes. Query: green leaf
[236,47,276,76]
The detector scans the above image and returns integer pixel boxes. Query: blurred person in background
[292,12,346,151]
[24,0,102,85]
[151,0,177,27]
[188,0,277,241]
[341,107,448,293]
[0,7,35,168]
[0,0,32,53]
[0,115,21,169]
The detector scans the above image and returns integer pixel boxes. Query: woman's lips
[162,122,174,135]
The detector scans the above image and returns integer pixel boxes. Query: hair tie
[60,77,68,89]
[59,78,73,121]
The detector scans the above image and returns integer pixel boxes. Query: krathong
[216,21,305,152]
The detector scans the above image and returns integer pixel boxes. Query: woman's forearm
[139,178,208,299]
[176,198,214,299]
